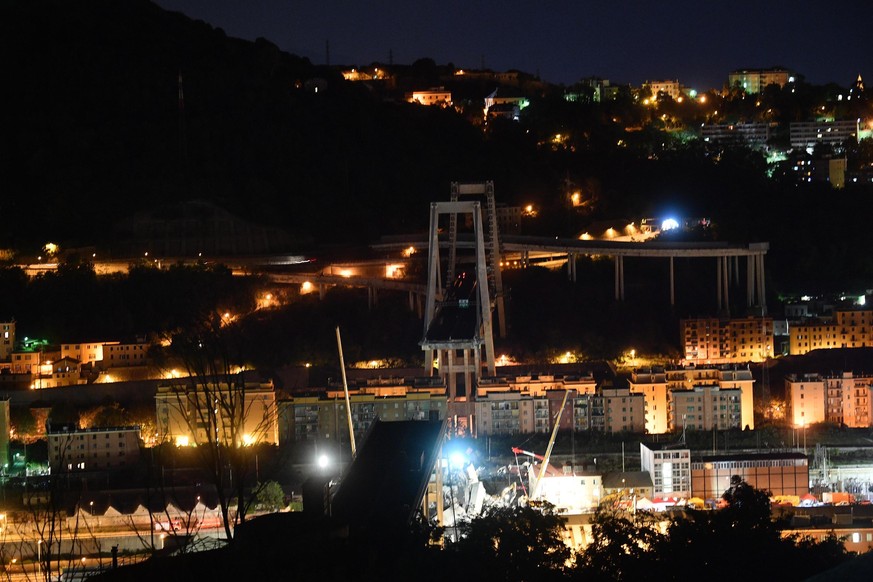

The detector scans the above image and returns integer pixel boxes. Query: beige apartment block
[789,310,873,355]
[785,374,827,426]
[156,380,279,447]
[48,426,141,472]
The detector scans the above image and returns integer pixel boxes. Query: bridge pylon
[421,192,498,402]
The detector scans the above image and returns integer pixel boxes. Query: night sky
[154,0,872,90]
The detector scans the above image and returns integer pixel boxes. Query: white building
[640,442,691,499]
[790,119,860,151]
[407,88,452,106]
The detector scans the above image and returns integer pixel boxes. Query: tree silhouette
[449,503,570,582]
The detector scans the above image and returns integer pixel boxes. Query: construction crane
[511,390,573,501]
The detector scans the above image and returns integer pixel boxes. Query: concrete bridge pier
[614,256,625,301]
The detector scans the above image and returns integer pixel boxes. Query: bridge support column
[734,255,740,286]
[567,253,577,281]
[722,256,730,316]
[747,256,754,307]
[669,256,675,306]
[319,284,326,300]
[717,258,722,312]
[757,254,767,315]
[614,256,625,301]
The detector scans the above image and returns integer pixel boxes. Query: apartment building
[61,341,113,365]
[669,365,754,430]
[103,341,149,367]
[156,380,279,446]
[627,368,670,434]
[785,373,827,426]
[278,377,447,444]
[789,309,873,355]
[645,79,682,101]
[670,386,743,431]
[728,68,791,93]
[48,426,141,472]
[785,372,873,428]
[790,119,860,151]
[701,122,771,148]
[680,316,774,364]
[406,88,452,106]
[826,372,873,428]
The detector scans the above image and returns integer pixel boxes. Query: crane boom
[532,390,572,499]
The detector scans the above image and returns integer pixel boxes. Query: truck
[822,492,855,505]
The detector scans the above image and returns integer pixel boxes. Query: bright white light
[859,296,867,306]
[449,452,466,468]
[317,454,330,469]
[661,218,680,231]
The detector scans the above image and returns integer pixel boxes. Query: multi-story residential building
[691,452,808,500]
[61,341,114,366]
[156,380,279,446]
[701,122,771,149]
[630,365,754,433]
[826,372,873,428]
[789,309,873,355]
[628,368,670,434]
[668,365,754,430]
[0,321,14,361]
[103,340,149,368]
[728,67,791,93]
[640,442,692,499]
[645,79,682,101]
[670,386,743,431]
[786,372,873,428]
[572,386,645,434]
[681,316,774,364]
[790,119,860,151]
[406,88,452,106]
[717,366,756,431]
[601,387,646,434]
[9,346,61,375]
[785,373,827,426]
[48,426,141,472]
[31,356,83,389]
[278,377,447,444]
